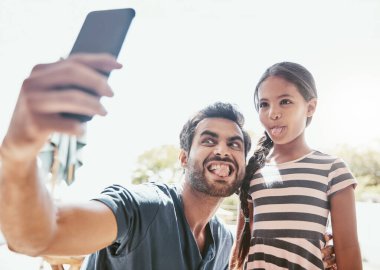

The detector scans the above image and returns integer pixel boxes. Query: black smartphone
[61,8,135,122]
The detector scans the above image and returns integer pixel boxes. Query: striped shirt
[246,151,357,270]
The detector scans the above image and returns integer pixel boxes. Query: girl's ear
[179,150,188,168]
[307,98,317,117]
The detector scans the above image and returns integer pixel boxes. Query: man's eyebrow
[200,130,244,143]
[228,135,244,143]
[200,130,218,138]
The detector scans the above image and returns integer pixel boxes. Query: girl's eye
[280,99,292,105]
[259,102,268,108]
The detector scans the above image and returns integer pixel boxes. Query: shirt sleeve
[92,183,160,253]
[327,158,357,198]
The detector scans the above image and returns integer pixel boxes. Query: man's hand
[0,53,121,256]
[322,233,337,270]
[1,53,121,163]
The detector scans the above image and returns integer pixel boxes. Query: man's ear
[307,98,317,117]
[179,149,188,168]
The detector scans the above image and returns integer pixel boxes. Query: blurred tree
[131,145,183,184]
[218,194,240,225]
[334,144,380,186]
[332,143,380,202]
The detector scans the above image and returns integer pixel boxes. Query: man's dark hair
[179,102,251,157]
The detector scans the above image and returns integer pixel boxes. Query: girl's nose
[269,110,282,120]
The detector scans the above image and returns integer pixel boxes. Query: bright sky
[1,0,380,199]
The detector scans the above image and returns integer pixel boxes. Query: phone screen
[61,8,135,122]
[70,8,135,58]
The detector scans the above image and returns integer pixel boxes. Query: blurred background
[0,0,379,269]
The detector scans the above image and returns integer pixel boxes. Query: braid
[234,132,273,269]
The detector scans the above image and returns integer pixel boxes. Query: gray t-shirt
[85,182,233,270]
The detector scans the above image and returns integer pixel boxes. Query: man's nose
[213,143,230,157]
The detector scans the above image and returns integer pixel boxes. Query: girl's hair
[232,132,273,269]
[233,62,318,269]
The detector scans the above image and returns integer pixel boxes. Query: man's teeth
[210,164,230,177]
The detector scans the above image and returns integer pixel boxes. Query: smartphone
[61,8,135,122]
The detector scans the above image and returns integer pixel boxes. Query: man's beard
[187,159,243,197]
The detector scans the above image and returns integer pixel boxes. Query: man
[0,54,335,269]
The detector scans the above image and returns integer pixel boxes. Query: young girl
[230,62,362,270]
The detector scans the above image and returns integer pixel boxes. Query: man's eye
[280,99,292,105]
[230,142,242,150]
[202,138,215,145]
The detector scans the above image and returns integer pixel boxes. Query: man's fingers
[69,53,123,72]
[30,63,56,74]
[323,256,336,268]
[322,244,336,270]
[323,232,333,243]
[324,262,337,270]
[24,61,114,98]
[25,53,123,98]
[321,244,334,258]
[30,53,122,77]
[37,114,86,136]
[1,53,119,161]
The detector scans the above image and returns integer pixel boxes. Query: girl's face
[257,76,316,145]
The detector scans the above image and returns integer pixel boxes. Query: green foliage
[333,144,380,186]
[217,194,240,225]
[355,176,380,202]
[332,143,380,201]
[131,145,183,184]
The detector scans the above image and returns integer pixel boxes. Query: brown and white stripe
[245,151,357,270]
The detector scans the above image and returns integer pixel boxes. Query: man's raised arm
[0,54,121,256]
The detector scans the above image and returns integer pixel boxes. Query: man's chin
[204,182,239,197]
[188,168,241,197]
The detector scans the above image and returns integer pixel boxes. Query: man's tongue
[210,164,230,177]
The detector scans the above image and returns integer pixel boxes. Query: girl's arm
[330,186,362,270]
[229,202,253,270]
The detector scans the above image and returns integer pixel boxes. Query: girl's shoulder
[262,150,341,168]
[310,150,353,175]
[307,150,342,164]
[313,151,358,196]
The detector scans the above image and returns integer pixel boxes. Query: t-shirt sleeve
[327,158,357,198]
[92,183,160,251]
